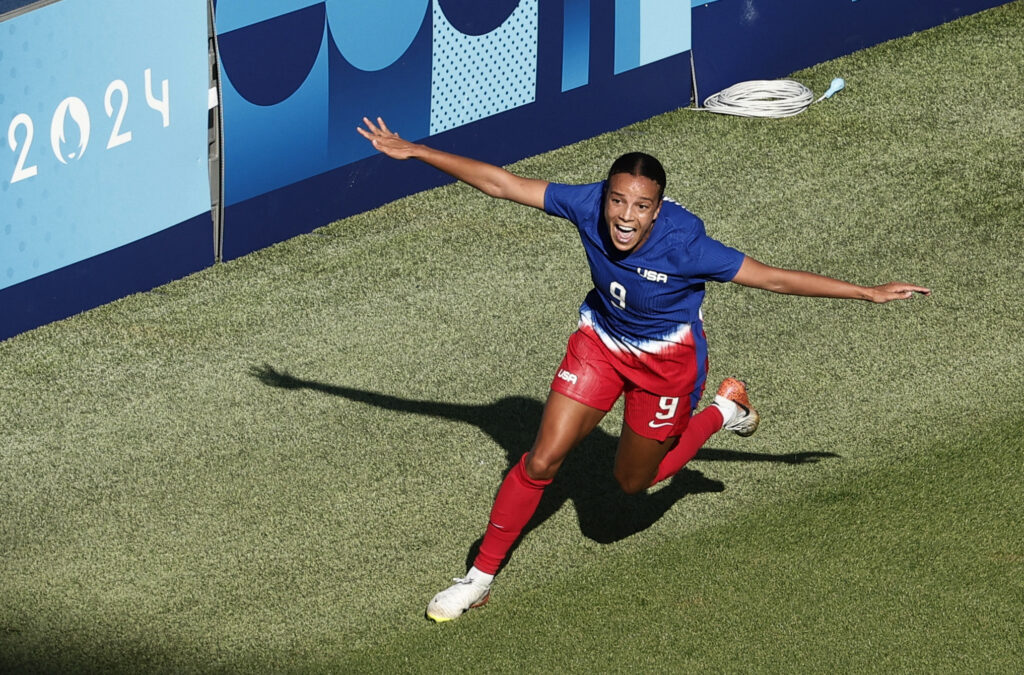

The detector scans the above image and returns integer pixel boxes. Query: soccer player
[357,117,929,622]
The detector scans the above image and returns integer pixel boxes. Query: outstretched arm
[357,116,548,210]
[731,256,930,304]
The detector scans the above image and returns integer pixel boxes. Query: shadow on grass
[251,365,838,566]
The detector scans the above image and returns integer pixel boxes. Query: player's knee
[523,452,561,481]
[614,469,650,495]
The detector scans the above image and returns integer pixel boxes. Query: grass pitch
[1,3,1022,672]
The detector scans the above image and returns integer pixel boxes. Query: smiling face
[603,172,663,253]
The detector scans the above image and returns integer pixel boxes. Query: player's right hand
[357,116,418,160]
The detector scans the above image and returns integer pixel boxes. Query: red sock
[650,405,724,486]
[474,454,552,575]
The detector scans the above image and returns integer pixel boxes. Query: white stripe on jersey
[580,307,692,357]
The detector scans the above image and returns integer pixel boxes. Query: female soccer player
[357,117,929,622]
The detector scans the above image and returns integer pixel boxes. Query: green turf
[2,3,1022,672]
[341,419,1023,673]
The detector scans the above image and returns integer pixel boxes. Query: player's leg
[645,378,758,486]
[613,424,680,494]
[645,405,725,486]
[613,378,760,492]
[426,330,621,622]
[476,328,623,573]
[475,391,607,572]
[613,387,705,494]
[425,392,606,622]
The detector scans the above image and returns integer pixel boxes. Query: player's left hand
[868,282,931,303]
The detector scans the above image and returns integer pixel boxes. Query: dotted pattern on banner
[429,0,538,135]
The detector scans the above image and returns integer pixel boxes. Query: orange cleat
[714,377,760,437]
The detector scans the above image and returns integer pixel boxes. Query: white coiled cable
[694,77,845,118]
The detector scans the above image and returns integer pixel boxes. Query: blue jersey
[544,181,744,356]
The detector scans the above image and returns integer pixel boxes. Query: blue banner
[1,0,211,292]
[215,0,694,258]
[215,0,692,206]
[690,0,1010,99]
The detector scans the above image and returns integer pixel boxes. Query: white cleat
[425,570,492,622]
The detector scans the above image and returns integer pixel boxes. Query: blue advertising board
[690,0,1011,102]
[0,1,47,17]
[1,0,212,340]
[214,0,1012,258]
[215,0,694,259]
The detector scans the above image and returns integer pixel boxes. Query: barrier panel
[214,0,694,260]
[691,0,1010,103]
[0,0,212,340]
[215,0,1011,261]
[0,0,46,16]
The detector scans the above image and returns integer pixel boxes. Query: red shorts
[549,327,705,441]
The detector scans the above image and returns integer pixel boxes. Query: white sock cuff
[467,566,495,585]
[712,396,737,426]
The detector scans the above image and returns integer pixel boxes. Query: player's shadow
[251,365,838,569]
